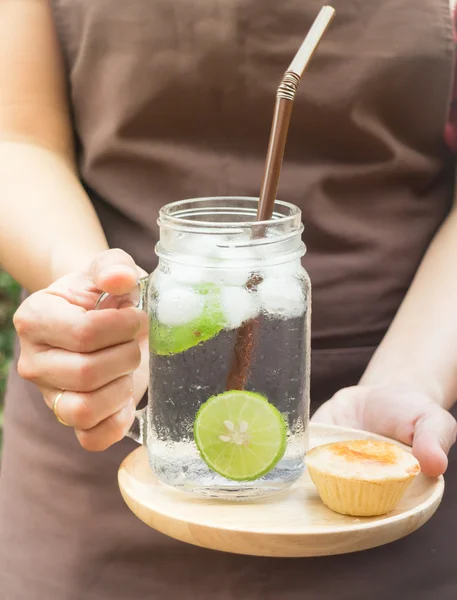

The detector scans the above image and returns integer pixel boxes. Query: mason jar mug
[98,197,311,499]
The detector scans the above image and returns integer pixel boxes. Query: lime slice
[150,284,225,355]
[194,390,287,481]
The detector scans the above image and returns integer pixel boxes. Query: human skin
[1,0,456,471]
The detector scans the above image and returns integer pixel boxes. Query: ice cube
[273,258,302,276]
[202,245,261,286]
[156,285,204,326]
[179,234,222,257]
[219,287,260,330]
[258,258,302,278]
[257,276,306,319]
[169,263,206,286]
[203,268,255,287]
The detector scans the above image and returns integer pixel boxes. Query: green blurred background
[0,271,20,451]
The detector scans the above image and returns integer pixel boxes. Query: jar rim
[158,196,302,233]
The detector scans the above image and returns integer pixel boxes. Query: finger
[311,387,364,430]
[15,292,146,351]
[412,406,457,477]
[75,399,136,452]
[14,291,85,338]
[89,248,142,296]
[43,374,134,430]
[26,340,141,392]
[310,401,339,425]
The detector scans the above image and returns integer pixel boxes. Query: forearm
[361,200,457,410]
[0,141,108,291]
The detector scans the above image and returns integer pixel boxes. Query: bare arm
[313,181,457,476]
[361,186,457,410]
[0,0,108,291]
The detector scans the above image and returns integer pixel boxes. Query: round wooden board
[118,423,444,557]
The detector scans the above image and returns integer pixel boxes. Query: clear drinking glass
[99,197,311,499]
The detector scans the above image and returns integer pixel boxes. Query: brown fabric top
[1,0,457,598]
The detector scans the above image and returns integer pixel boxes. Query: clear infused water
[147,263,310,499]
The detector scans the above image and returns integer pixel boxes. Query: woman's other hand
[13,249,149,451]
[311,385,457,477]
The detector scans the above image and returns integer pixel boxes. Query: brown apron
[1,0,456,598]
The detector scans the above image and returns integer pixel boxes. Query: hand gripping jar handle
[95,276,149,445]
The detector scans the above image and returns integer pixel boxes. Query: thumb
[412,405,457,477]
[89,248,143,296]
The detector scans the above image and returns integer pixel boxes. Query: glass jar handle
[94,276,149,445]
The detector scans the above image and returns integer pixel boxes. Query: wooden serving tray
[118,423,444,557]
